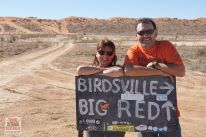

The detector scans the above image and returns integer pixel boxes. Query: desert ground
[0,34,205,137]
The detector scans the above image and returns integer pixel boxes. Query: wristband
[152,61,159,68]
[154,61,159,68]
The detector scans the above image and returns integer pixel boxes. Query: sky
[0,0,205,20]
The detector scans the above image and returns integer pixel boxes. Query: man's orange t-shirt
[124,40,184,66]
[124,40,184,117]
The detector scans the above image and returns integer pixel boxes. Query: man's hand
[147,61,174,82]
[147,61,185,77]
[147,61,158,68]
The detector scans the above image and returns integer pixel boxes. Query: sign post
[76,75,177,133]
[78,130,83,137]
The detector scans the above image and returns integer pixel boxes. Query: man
[124,18,185,137]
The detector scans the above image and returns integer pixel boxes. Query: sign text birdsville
[76,76,178,132]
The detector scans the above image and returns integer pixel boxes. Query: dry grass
[1,34,205,73]
[177,45,206,73]
[0,34,58,59]
[63,34,206,73]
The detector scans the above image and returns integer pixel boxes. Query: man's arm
[124,64,172,77]
[147,61,185,77]
[154,62,185,77]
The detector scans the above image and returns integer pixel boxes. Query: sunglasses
[97,50,114,56]
[137,29,155,36]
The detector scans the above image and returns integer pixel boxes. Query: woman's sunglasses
[137,29,154,36]
[97,50,114,56]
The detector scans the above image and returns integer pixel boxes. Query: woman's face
[96,46,115,68]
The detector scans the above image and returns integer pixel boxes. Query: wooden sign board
[76,76,178,132]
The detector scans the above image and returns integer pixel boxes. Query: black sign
[76,76,178,132]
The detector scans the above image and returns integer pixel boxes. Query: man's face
[136,22,158,48]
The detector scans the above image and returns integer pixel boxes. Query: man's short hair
[136,18,157,30]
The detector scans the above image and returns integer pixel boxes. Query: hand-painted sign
[76,76,178,132]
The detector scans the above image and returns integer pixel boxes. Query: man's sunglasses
[97,50,114,56]
[137,29,155,36]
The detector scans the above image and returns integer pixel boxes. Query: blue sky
[0,0,205,20]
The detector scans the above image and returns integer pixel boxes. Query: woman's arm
[102,66,124,77]
[77,65,124,77]
[77,66,106,76]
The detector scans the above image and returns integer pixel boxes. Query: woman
[77,39,123,77]
[77,39,125,137]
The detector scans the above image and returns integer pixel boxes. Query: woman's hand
[77,66,105,76]
[102,66,124,77]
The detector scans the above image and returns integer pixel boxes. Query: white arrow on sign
[162,101,176,121]
[159,82,174,95]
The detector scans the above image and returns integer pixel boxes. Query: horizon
[0,16,205,21]
[0,0,205,20]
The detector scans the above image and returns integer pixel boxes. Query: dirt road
[0,42,73,87]
[0,36,78,137]
[0,36,205,137]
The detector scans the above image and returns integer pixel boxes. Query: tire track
[0,41,74,87]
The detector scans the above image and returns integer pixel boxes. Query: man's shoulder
[157,40,173,46]
[129,43,140,50]
[156,40,175,50]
